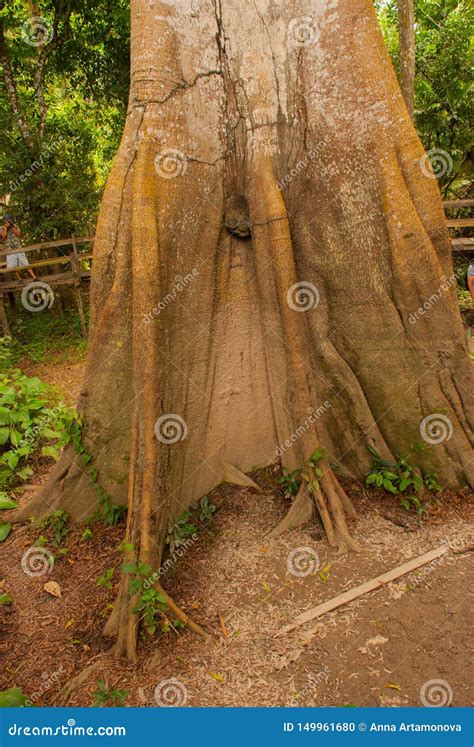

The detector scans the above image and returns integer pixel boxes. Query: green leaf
[0,427,9,445]
[121,562,137,574]
[0,523,11,541]
[0,497,17,510]
[10,430,22,447]
[0,688,28,707]
[41,445,60,460]
[41,428,62,440]
[6,453,18,471]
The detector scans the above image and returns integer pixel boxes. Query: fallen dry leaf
[43,581,61,598]
[208,671,225,683]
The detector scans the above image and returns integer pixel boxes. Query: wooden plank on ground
[276,545,449,637]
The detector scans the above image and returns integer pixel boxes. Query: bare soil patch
[1,467,472,708]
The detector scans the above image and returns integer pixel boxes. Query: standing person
[468,258,474,303]
[0,214,36,281]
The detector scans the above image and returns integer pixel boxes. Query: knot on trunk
[224,194,252,238]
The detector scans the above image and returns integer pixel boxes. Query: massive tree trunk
[14,0,473,658]
[397,0,416,120]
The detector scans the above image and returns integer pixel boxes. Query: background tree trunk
[397,0,416,120]
[12,0,473,658]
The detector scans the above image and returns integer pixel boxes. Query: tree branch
[0,17,35,151]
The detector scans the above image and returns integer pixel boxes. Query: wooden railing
[443,199,474,252]
[0,234,93,337]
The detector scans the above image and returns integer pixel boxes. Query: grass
[2,308,88,366]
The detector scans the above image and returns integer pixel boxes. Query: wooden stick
[276,545,449,637]
[219,613,228,639]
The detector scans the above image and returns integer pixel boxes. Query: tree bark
[11,0,473,659]
[397,0,416,120]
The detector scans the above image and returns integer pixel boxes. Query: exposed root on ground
[269,460,360,553]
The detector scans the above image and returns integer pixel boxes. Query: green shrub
[0,368,80,493]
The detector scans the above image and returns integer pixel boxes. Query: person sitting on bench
[1,214,36,281]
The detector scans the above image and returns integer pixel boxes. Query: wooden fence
[0,199,472,336]
[0,234,92,337]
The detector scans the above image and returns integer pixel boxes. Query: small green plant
[0,369,81,495]
[365,446,430,494]
[81,527,93,541]
[198,495,216,522]
[91,678,128,707]
[39,510,70,547]
[122,561,182,636]
[424,472,442,492]
[165,511,197,554]
[365,446,442,515]
[0,592,13,605]
[278,468,301,499]
[96,568,115,591]
[400,494,428,518]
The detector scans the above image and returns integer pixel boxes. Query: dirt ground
[1,451,473,708]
